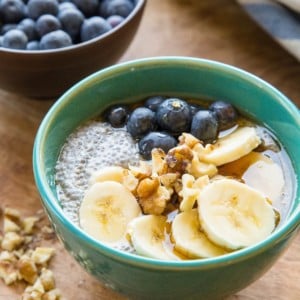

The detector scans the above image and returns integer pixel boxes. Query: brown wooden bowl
[0,0,146,99]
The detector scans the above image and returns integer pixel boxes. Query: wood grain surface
[0,0,299,299]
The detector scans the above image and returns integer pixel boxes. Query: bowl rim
[0,0,146,55]
[33,56,300,270]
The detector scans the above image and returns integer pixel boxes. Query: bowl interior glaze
[33,57,300,299]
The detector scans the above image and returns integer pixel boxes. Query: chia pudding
[55,121,140,224]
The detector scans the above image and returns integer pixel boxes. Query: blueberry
[189,103,204,116]
[138,132,177,160]
[1,23,18,35]
[106,105,129,128]
[72,0,99,17]
[144,96,166,112]
[0,0,26,24]
[209,100,238,130]
[100,0,134,18]
[59,2,77,11]
[190,110,218,144]
[106,15,125,28]
[126,107,156,139]
[0,36,3,46]
[27,0,59,20]
[80,16,112,42]
[58,8,84,40]
[40,29,72,49]
[18,18,38,41]
[36,14,61,37]
[26,39,40,50]
[156,98,191,135]
[2,28,28,49]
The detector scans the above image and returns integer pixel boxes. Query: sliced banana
[89,166,125,185]
[197,179,276,250]
[172,209,227,258]
[127,215,178,260]
[89,166,138,192]
[194,126,261,166]
[79,181,141,243]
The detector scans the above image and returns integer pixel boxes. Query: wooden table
[1,0,299,299]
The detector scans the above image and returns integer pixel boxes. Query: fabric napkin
[237,0,300,61]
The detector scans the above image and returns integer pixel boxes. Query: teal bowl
[33,57,300,300]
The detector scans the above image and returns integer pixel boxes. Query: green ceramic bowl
[33,57,300,300]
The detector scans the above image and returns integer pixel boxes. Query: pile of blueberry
[0,0,136,50]
[105,96,238,160]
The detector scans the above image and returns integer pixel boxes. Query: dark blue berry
[39,29,72,49]
[156,98,191,135]
[72,0,99,17]
[1,23,18,35]
[80,16,112,42]
[138,132,177,160]
[0,0,26,24]
[106,106,129,128]
[58,8,84,40]
[27,0,59,20]
[127,107,156,139]
[144,96,166,112]
[26,39,39,50]
[190,110,218,144]
[189,103,204,116]
[209,100,238,130]
[100,0,134,18]
[18,18,38,41]
[36,14,61,37]
[2,28,28,49]
[106,15,124,28]
[59,2,76,11]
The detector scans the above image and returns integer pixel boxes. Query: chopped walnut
[42,288,62,300]
[137,177,160,198]
[4,217,21,233]
[138,185,171,215]
[22,217,39,235]
[179,174,209,211]
[4,207,21,223]
[0,250,16,262]
[179,132,201,149]
[166,144,194,174]
[39,268,55,292]
[122,169,139,192]
[0,207,62,299]
[18,255,38,284]
[31,247,55,265]
[151,148,168,176]
[0,260,18,285]
[187,151,218,178]
[129,161,152,179]
[1,231,24,251]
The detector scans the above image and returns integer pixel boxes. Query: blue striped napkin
[237,0,300,61]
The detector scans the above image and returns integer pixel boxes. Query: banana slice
[89,166,125,185]
[79,181,141,243]
[127,215,177,260]
[172,209,227,258]
[89,166,138,192]
[198,179,276,250]
[194,126,261,166]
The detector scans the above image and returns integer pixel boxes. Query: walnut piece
[0,207,62,299]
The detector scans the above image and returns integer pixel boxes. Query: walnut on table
[0,206,63,300]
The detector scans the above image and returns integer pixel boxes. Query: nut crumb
[0,207,62,299]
